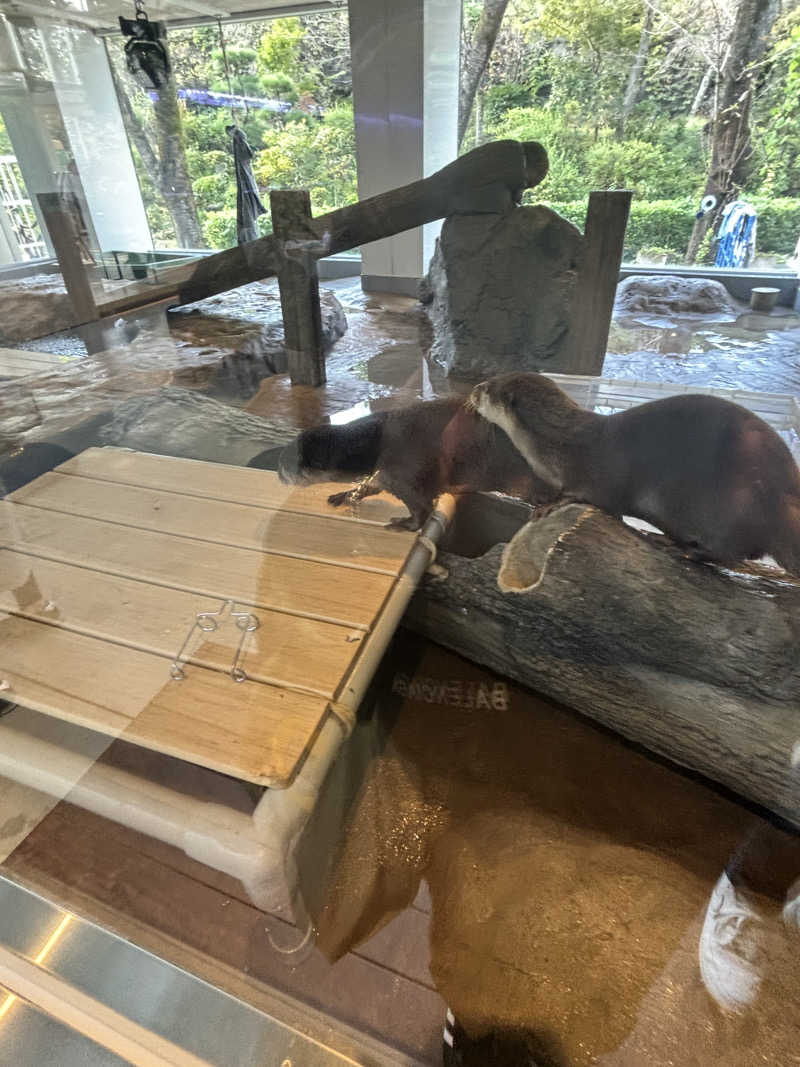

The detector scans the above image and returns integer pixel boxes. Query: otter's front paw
[385,515,422,532]
[328,490,351,508]
[426,562,449,582]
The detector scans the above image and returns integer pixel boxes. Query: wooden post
[270,189,326,387]
[562,190,632,376]
[37,193,98,323]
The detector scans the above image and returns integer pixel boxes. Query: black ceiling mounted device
[119,1,170,90]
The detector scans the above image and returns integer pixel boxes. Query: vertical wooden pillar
[37,192,98,323]
[562,190,632,376]
[270,189,326,387]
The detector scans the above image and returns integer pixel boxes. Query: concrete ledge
[360,274,421,297]
[619,265,799,307]
[0,258,60,280]
[318,254,361,280]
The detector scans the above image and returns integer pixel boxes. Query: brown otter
[278,396,557,529]
[470,371,800,573]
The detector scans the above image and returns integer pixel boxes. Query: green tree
[459,0,511,145]
[108,42,206,249]
[210,46,262,98]
[258,18,306,79]
[685,0,782,262]
[752,12,800,198]
[253,103,357,215]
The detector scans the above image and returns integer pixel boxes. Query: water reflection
[296,632,800,1065]
[606,308,800,393]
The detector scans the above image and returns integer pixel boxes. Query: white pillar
[35,20,151,254]
[348,0,460,294]
[0,18,61,257]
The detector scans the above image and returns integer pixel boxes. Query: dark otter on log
[277,396,556,530]
[469,372,800,574]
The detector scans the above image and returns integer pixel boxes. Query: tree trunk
[618,3,653,134]
[458,0,510,148]
[110,62,206,250]
[153,72,206,250]
[109,64,161,186]
[685,0,780,263]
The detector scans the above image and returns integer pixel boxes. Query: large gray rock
[425,206,583,379]
[0,274,77,343]
[97,386,296,466]
[615,275,739,316]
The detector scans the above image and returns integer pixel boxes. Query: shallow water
[605,308,800,394]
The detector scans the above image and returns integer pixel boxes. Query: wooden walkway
[0,447,418,787]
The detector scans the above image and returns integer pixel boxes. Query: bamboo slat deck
[0,447,418,787]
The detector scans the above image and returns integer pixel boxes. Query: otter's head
[469,373,579,488]
[468,372,560,434]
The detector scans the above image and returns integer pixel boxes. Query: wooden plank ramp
[0,447,417,787]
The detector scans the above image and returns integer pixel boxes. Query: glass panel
[0,2,798,1064]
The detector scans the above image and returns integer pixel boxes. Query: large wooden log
[100,139,549,316]
[406,496,800,826]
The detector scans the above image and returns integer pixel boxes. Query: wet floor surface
[606,306,800,393]
[2,279,798,467]
[1,277,800,1064]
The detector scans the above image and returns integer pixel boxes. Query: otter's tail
[773,494,800,576]
[279,411,391,483]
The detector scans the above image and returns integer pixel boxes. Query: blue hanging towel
[715,201,757,268]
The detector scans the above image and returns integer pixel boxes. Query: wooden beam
[561,190,632,376]
[169,138,548,307]
[37,193,98,324]
[270,189,326,386]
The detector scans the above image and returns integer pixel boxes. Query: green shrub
[254,101,357,214]
[483,83,534,126]
[201,208,237,249]
[750,198,800,255]
[624,198,696,257]
[543,195,800,260]
[545,197,696,260]
[192,173,232,213]
[585,140,684,199]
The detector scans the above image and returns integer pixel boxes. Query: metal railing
[0,155,47,261]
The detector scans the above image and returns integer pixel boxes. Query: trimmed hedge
[542,196,800,259]
[752,199,800,256]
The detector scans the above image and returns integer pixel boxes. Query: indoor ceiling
[0,0,344,33]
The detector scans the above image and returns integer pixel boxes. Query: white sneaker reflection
[699,872,768,1013]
